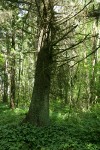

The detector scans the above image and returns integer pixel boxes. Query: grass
[0,102,100,150]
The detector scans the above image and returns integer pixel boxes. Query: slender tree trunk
[64,64,70,104]
[10,31,16,109]
[10,57,15,109]
[3,66,8,103]
[3,33,10,103]
[90,19,98,104]
[17,59,21,107]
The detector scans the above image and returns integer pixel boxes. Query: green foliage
[0,53,5,69]
[0,103,27,125]
[0,103,100,150]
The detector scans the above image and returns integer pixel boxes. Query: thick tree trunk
[23,43,52,126]
[23,0,54,126]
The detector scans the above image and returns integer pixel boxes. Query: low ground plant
[0,102,100,150]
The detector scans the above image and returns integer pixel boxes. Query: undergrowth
[0,102,100,150]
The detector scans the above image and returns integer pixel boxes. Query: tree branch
[6,0,31,5]
[53,34,89,56]
[52,25,78,46]
[57,55,78,68]
[59,0,93,26]
[71,46,100,67]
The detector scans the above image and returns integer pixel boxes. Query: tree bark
[90,19,98,104]
[10,31,16,109]
[23,0,55,126]
[3,68,8,103]
[23,42,52,126]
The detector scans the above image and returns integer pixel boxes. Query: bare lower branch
[53,34,89,56]
[58,55,78,67]
[52,25,78,46]
[59,0,93,26]
[71,46,100,67]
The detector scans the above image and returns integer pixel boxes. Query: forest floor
[0,102,100,150]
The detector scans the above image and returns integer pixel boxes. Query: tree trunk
[22,0,55,126]
[10,57,15,109]
[10,30,16,109]
[89,19,98,104]
[3,68,8,103]
[23,43,52,126]
[3,33,10,103]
